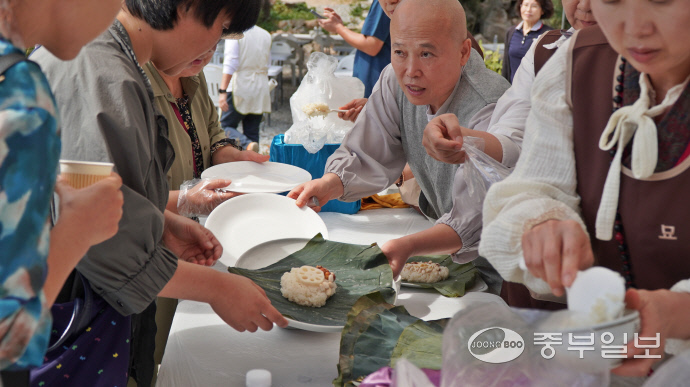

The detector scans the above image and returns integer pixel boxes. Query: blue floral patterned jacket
[0,38,60,370]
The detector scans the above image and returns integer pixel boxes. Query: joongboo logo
[467,327,525,363]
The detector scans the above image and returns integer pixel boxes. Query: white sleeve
[483,42,538,168]
[478,38,588,295]
[665,280,690,354]
[222,39,240,75]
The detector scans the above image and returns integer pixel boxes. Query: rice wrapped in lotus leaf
[228,234,396,327]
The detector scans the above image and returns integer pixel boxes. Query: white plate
[235,238,312,270]
[205,194,328,267]
[200,161,311,193]
[401,276,488,293]
[235,237,394,333]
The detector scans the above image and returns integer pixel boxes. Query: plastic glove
[177,178,240,217]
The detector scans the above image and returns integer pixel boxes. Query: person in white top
[218,25,271,151]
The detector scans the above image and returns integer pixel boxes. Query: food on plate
[302,102,329,118]
[401,261,449,283]
[281,265,337,307]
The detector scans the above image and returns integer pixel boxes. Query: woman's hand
[612,289,670,377]
[521,219,594,296]
[318,8,344,34]
[337,98,367,122]
[219,92,229,112]
[212,144,269,165]
[55,173,124,247]
[209,272,289,332]
[163,211,222,266]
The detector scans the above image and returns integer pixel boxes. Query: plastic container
[59,159,113,188]
[269,134,361,214]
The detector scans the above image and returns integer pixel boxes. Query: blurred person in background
[502,0,554,82]
[219,25,272,153]
[319,2,391,98]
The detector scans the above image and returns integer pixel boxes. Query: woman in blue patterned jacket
[0,0,123,385]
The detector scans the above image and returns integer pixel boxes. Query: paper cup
[59,160,114,189]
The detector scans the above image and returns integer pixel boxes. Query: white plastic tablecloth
[156,208,466,387]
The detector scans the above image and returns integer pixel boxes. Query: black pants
[219,92,262,143]
[1,370,29,387]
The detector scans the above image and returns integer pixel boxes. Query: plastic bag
[462,136,511,203]
[177,178,237,217]
[393,359,438,387]
[284,52,365,153]
[643,349,690,387]
[441,301,610,387]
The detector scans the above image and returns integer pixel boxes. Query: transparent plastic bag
[392,359,437,387]
[462,136,511,203]
[177,178,237,217]
[643,349,690,387]
[284,52,365,153]
[441,301,610,387]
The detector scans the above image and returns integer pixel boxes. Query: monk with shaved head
[289,0,513,294]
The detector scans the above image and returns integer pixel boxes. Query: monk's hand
[337,98,367,122]
[422,113,468,164]
[380,238,412,279]
[287,173,344,212]
[521,219,594,297]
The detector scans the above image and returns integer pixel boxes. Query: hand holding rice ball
[281,265,337,307]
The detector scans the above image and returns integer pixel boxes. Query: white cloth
[595,73,690,240]
[226,26,272,114]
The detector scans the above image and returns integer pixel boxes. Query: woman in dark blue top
[501,0,554,83]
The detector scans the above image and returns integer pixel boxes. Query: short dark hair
[125,0,260,35]
[515,0,554,20]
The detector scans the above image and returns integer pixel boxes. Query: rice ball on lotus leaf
[401,261,449,283]
[280,265,337,307]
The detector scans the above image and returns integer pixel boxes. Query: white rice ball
[302,103,329,118]
[280,266,337,308]
[401,261,449,283]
